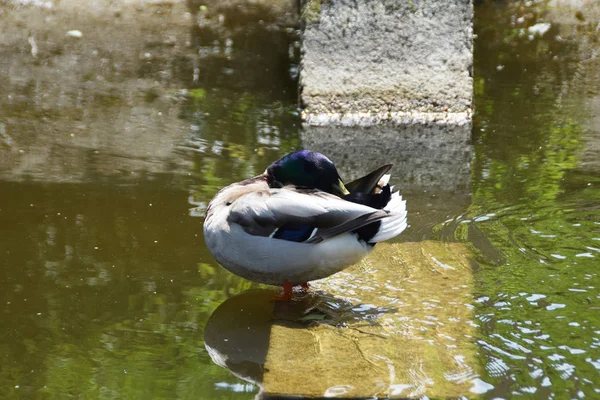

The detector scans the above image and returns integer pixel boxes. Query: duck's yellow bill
[334,179,350,196]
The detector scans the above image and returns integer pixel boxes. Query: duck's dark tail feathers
[345,164,393,195]
[343,164,393,210]
[344,165,407,244]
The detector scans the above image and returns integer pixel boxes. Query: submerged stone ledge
[204,241,481,398]
[301,122,472,194]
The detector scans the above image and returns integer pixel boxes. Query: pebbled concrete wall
[300,0,473,125]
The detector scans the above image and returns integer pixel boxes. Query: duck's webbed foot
[274,281,312,301]
[274,281,294,301]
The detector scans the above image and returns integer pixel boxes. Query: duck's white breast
[204,219,371,285]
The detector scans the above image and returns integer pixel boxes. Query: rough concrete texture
[204,241,480,398]
[300,0,473,125]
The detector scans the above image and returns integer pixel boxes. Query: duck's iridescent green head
[266,150,350,196]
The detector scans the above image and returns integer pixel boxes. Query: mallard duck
[203,150,407,299]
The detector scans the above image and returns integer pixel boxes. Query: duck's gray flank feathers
[226,188,392,243]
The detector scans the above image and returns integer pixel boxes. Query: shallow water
[467,2,600,397]
[1,0,599,398]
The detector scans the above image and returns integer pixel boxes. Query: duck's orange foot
[274,281,294,302]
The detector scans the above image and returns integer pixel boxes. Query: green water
[1,0,599,398]
[463,2,600,397]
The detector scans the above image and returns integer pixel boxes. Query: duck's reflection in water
[203,288,394,398]
[204,290,273,390]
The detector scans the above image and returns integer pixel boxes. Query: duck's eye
[225,201,232,206]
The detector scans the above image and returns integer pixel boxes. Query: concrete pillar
[300,0,473,125]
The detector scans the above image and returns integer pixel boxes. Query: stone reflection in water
[205,242,486,398]
[0,1,195,182]
[301,122,472,241]
[0,0,300,184]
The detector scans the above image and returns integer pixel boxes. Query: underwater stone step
[204,241,480,398]
[300,0,473,125]
[265,241,479,398]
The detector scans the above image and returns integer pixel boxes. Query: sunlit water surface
[1,1,599,399]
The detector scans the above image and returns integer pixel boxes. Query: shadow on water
[202,239,479,399]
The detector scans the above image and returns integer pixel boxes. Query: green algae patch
[302,0,322,25]
[261,241,480,398]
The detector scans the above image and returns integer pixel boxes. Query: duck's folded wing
[227,189,388,244]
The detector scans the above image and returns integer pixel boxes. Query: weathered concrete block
[300,0,473,125]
